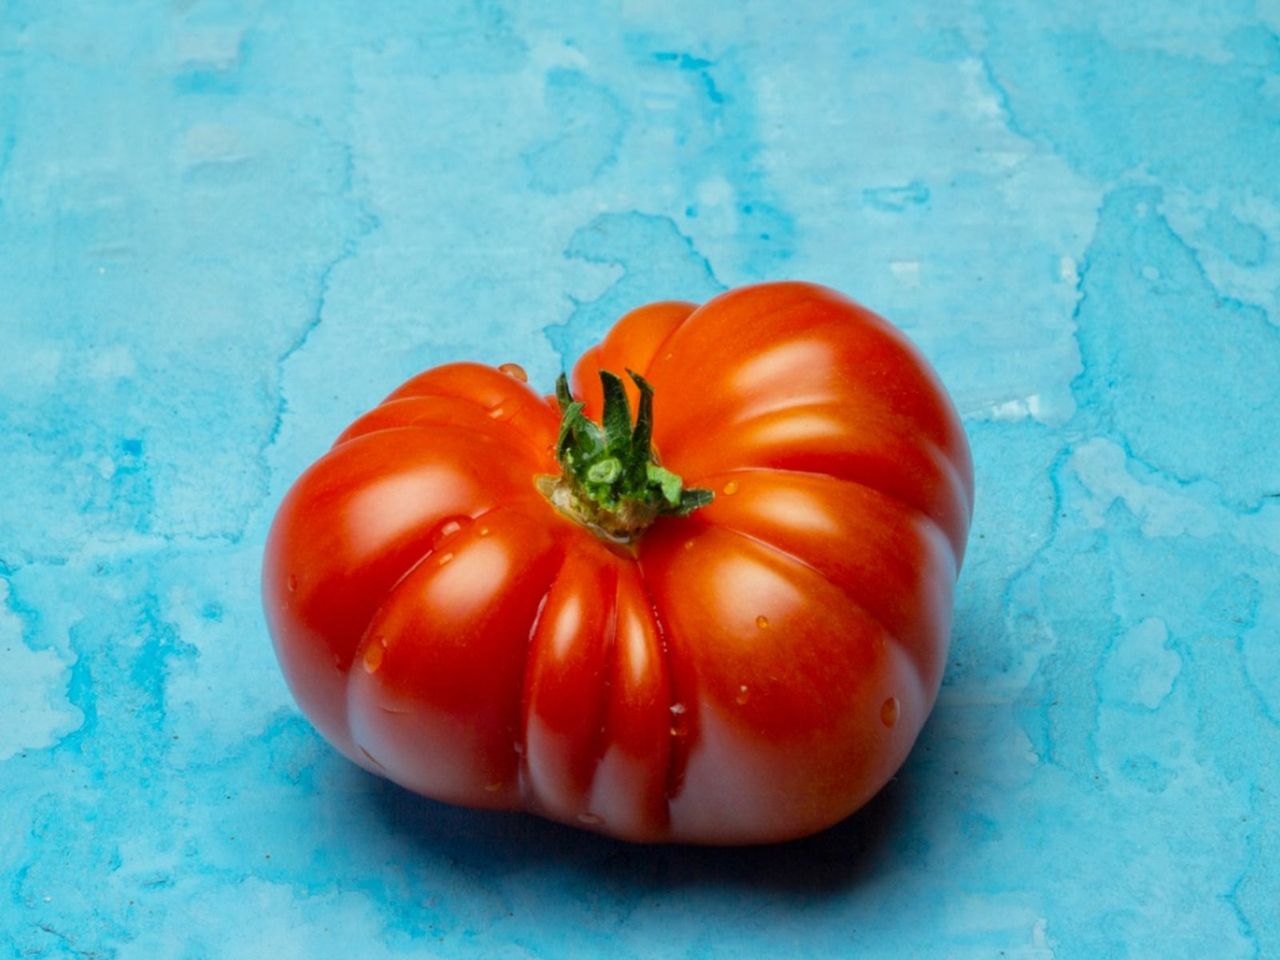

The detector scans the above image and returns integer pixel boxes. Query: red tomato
[263,282,973,844]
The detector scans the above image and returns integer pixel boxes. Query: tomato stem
[539,370,713,542]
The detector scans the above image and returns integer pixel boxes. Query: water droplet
[438,552,454,566]
[487,405,507,420]
[430,515,470,551]
[722,480,739,495]
[363,637,386,674]
[287,574,298,593]
[736,684,750,705]
[668,702,688,737]
[498,362,528,382]
[881,696,900,728]
[484,781,503,793]
[577,812,603,826]
[755,615,769,629]
[478,527,491,537]
[512,741,525,756]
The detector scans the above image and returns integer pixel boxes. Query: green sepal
[627,371,655,489]
[559,403,604,469]
[675,487,715,516]
[544,368,715,541]
[555,373,574,412]
[599,371,633,454]
[646,464,683,506]
[556,400,585,459]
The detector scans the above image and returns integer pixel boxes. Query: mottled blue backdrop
[2,1,1277,957]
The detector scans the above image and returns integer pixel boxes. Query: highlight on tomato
[263,281,973,844]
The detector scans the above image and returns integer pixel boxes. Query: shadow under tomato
[355,758,921,897]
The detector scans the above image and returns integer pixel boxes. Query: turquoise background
[3,2,1278,957]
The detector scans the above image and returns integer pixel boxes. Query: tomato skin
[263,283,973,844]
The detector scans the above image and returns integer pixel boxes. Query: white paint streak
[0,581,82,760]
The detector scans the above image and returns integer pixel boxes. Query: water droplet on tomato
[487,405,507,420]
[577,812,603,826]
[438,552,454,566]
[363,636,386,674]
[668,702,688,737]
[881,696,900,728]
[512,741,525,756]
[755,615,769,629]
[722,480,739,495]
[287,574,298,593]
[430,515,470,551]
[498,362,528,382]
[478,527,491,537]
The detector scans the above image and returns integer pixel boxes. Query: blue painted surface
[2,2,1277,956]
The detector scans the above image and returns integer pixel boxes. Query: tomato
[262,282,973,844]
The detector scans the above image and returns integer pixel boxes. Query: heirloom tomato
[263,282,973,844]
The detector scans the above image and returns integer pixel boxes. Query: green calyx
[537,370,713,543]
